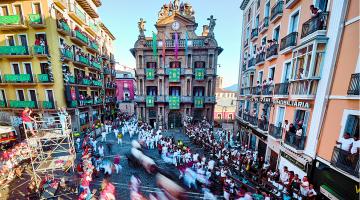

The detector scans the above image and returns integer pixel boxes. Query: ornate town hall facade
[132,1,222,128]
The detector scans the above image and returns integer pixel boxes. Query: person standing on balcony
[336,132,354,152]
[289,123,296,145]
[351,136,360,155]
[295,123,303,148]
[22,108,36,137]
[282,120,290,137]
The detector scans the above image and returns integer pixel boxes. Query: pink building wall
[214,111,236,120]
[116,79,135,101]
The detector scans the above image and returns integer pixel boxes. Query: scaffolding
[23,115,76,189]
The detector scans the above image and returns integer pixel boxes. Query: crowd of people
[0,142,32,188]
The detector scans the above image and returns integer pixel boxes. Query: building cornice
[240,0,250,10]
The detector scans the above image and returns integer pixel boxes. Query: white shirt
[338,137,354,151]
[98,146,104,154]
[296,128,303,137]
[280,170,289,183]
[282,123,290,132]
[351,140,360,154]
[101,132,106,137]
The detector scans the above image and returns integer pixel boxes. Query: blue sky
[98,0,243,87]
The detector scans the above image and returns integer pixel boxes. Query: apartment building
[0,0,116,132]
[132,1,222,129]
[236,0,358,198]
[116,70,136,115]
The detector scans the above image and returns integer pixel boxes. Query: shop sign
[320,185,340,200]
[249,97,272,103]
[280,151,306,171]
[273,100,310,108]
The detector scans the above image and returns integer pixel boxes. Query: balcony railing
[284,133,306,150]
[145,39,205,48]
[3,74,33,83]
[347,73,359,95]
[0,46,30,56]
[91,61,101,70]
[71,30,89,46]
[252,86,261,95]
[255,52,265,65]
[57,20,71,35]
[251,28,259,40]
[9,100,37,109]
[61,48,74,61]
[259,17,269,33]
[266,44,278,59]
[290,79,319,97]
[41,101,55,109]
[37,74,53,83]
[262,84,274,95]
[248,57,256,68]
[301,12,329,39]
[242,113,251,123]
[258,119,269,132]
[204,96,216,103]
[75,55,90,66]
[89,41,99,52]
[28,14,45,28]
[0,15,27,29]
[241,87,252,96]
[269,123,282,139]
[270,0,284,22]
[33,45,49,56]
[330,147,359,178]
[103,68,111,74]
[92,80,102,87]
[280,32,298,52]
[274,82,289,95]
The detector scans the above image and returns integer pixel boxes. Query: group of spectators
[179,119,318,200]
[0,142,32,188]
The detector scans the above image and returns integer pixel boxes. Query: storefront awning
[280,143,313,171]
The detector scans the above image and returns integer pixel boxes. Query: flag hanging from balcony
[168,68,180,82]
[174,32,179,60]
[185,31,188,67]
[152,32,157,60]
[162,32,166,67]
[195,68,205,80]
[169,96,180,109]
[146,96,155,107]
[194,97,204,108]
[145,68,155,80]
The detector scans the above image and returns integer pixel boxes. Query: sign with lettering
[280,151,306,171]
[249,97,272,103]
[274,100,310,108]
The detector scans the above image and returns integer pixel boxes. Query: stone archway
[168,111,182,129]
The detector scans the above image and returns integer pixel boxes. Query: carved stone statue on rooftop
[138,18,146,38]
[173,0,180,11]
[184,3,195,17]
[207,15,217,38]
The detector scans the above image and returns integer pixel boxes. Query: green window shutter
[146,96,155,107]
[169,68,180,82]
[194,97,204,108]
[195,68,205,80]
[146,68,155,80]
[29,14,41,23]
[169,96,180,109]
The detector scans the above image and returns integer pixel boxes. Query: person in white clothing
[76,137,81,150]
[101,131,107,142]
[280,166,289,184]
[98,144,104,157]
[336,132,354,152]
[114,128,119,139]
[351,136,360,154]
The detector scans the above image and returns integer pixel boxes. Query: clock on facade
[172,21,180,31]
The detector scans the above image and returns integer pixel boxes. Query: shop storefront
[278,145,312,179]
[311,159,359,200]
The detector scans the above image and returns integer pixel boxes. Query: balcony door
[14,5,24,23]
[289,11,299,33]
[275,107,285,127]
[6,35,15,46]
[282,62,292,83]
[264,1,270,18]
[16,90,25,101]
[28,89,38,108]
[23,63,33,82]
[0,6,9,16]
[0,90,7,105]
[293,109,310,135]
[11,63,20,74]
[45,89,54,104]
[18,34,28,53]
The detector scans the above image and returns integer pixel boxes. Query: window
[248,8,251,22]
[6,35,15,46]
[40,62,49,74]
[273,26,280,42]
[0,6,9,16]
[124,74,128,78]
[246,27,250,40]
[171,32,181,40]
[258,71,263,83]
[80,112,89,125]
[124,83,129,88]
[170,61,181,68]
[264,1,270,18]
[146,62,157,68]
[194,61,205,68]
[292,43,326,80]
[282,62,292,83]
[229,114,233,120]
[315,0,328,11]
[257,0,260,10]
[261,36,267,46]
[268,67,275,80]
[16,90,25,101]
[289,11,300,33]
[344,115,359,138]
[255,15,260,27]
[293,109,310,135]
[217,114,222,119]
[0,90,7,104]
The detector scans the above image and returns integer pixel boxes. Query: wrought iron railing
[290,79,319,96]
[258,119,269,131]
[259,17,269,33]
[301,12,329,38]
[284,133,306,150]
[248,57,256,68]
[270,1,284,21]
[280,32,298,51]
[269,123,282,139]
[347,73,359,95]
[330,147,359,178]
[274,82,289,95]
[266,44,278,58]
[255,52,265,64]
[251,28,259,39]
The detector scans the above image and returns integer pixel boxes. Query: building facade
[116,70,135,115]
[132,1,222,129]
[236,0,358,198]
[214,77,237,129]
[0,0,116,132]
